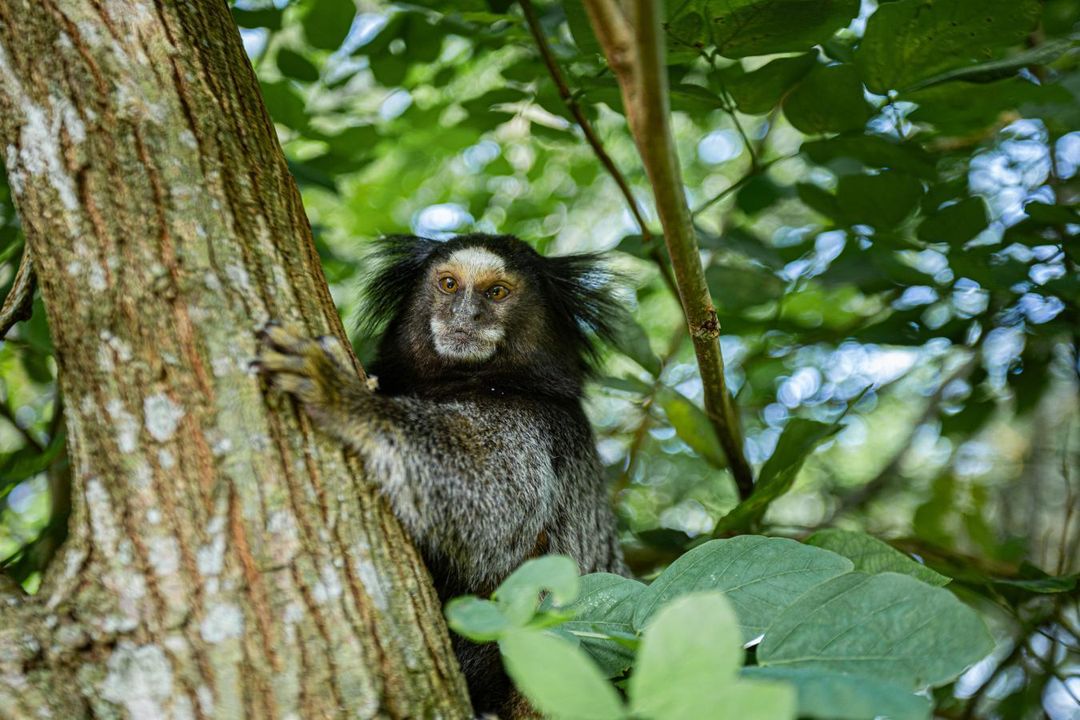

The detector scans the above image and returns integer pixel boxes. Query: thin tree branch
[691,153,798,218]
[0,247,34,339]
[584,0,755,498]
[520,0,649,241]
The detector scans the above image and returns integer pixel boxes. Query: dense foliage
[1,0,1078,717]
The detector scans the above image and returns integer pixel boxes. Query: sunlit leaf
[758,573,994,688]
[500,629,627,719]
[806,529,951,587]
[632,536,853,639]
[743,667,932,720]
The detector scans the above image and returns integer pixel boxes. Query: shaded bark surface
[0,0,470,717]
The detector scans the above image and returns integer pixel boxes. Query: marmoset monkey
[257,233,627,717]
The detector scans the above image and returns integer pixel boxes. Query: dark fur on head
[359,233,624,401]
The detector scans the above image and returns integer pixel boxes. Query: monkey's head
[360,234,623,399]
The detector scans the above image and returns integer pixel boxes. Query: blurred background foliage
[1,0,1079,716]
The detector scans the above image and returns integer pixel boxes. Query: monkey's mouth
[431,321,502,363]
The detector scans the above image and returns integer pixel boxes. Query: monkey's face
[427,246,523,363]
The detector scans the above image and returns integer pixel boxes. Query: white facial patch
[445,246,506,283]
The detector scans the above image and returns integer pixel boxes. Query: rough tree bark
[0,1,471,717]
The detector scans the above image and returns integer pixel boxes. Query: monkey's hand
[255,321,362,417]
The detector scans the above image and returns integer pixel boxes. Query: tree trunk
[0,1,471,717]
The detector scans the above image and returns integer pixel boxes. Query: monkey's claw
[255,321,347,407]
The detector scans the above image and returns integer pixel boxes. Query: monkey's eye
[438,276,458,293]
[486,285,510,302]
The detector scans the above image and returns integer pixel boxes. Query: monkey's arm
[256,323,553,586]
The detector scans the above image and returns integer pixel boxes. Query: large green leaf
[905,77,1074,136]
[857,0,1042,93]
[562,574,645,678]
[632,536,853,639]
[666,0,860,59]
[714,418,846,532]
[801,136,936,179]
[723,53,818,115]
[917,197,989,246]
[276,48,320,83]
[260,80,309,131]
[500,629,627,720]
[782,64,872,135]
[835,172,923,227]
[743,667,932,720]
[805,530,951,587]
[630,592,794,720]
[302,0,357,51]
[706,265,785,311]
[758,572,994,688]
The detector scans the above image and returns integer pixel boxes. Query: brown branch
[517,0,680,300]
[0,247,34,339]
[584,0,755,498]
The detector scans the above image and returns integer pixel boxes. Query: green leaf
[797,182,841,220]
[0,430,65,487]
[655,387,728,469]
[444,596,512,642]
[563,573,646,678]
[500,629,626,720]
[723,53,818,115]
[905,77,1069,136]
[302,0,357,51]
[629,592,743,718]
[856,0,1042,93]
[632,537,853,640]
[743,667,932,720]
[565,1,603,56]
[276,48,320,83]
[801,136,937,179]
[720,679,798,720]
[835,172,923,227]
[706,265,785,311]
[233,7,283,30]
[758,572,994,688]
[714,418,846,532]
[918,197,989,245]
[495,555,580,625]
[667,0,860,59]
[783,64,872,135]
[260,80,309,131]
[905,36,1080,91]
[805,530,951,587]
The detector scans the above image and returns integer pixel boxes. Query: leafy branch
[582,0,755,499]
